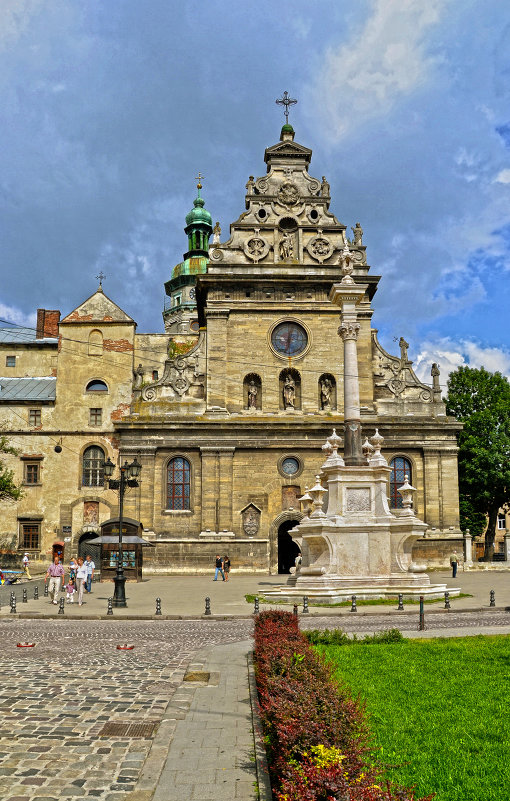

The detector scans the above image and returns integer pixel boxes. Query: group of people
[45,554,95,606]
[213,554,231,581]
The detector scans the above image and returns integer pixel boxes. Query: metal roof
[0,377,56,402]
[0,327,58,344]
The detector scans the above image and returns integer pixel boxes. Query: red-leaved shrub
[253,610,433,801]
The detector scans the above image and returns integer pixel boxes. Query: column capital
[338,321,360,341]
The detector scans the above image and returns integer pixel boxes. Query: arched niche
[279,368,301,410]
[243,373,262,410]
[88,329,103,357]
[318,373,337,411]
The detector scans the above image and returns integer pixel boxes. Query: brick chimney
[36,309,60,339]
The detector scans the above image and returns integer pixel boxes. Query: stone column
[504,530,510,563]
[218,448,235,534]
[330,269,368,466]
[464,529,473,568]
[200,447,218,534]
[205,309,230,413]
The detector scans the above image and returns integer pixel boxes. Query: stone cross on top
[276,91,297,124]
[96,271,106,288]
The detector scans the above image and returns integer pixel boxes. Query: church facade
[0,124,463,573]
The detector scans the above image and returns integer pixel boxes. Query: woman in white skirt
[75,557,88,606]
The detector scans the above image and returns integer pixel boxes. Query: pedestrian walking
[213,554,225,581]
[45,555,65,604]
[84,554,95,592]
[22,553,32,579]
[75,557,87,606]
[223,555,231,581]
[450,550,459,578]
[65,578,76,603]
[69,556,77,581]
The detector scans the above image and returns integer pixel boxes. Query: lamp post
[103,456,142,608]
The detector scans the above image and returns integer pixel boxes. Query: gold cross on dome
[276,91,297,123]
[195,172,204,190]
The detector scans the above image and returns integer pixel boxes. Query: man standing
[22,553,31,579]
[84,554,95,593]
[213,555,225,581]
[45,555,65,604]
[449,551,459,578]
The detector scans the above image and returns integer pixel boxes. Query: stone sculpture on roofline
[267,247,459,602]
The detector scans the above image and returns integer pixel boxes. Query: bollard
[293,603,298,616]
[254,597,259,615]
[22,588,28,603]
[44,582,49,597]
[155,597,162,616]
[418,595,425,630]
[58,597,65,615]
[490,589,495,608]
[34,586,39,600]
[444,591,451,610]
[302,596,309,614]
[10,595,16,614]
[397,593,404,611]
[350,595,357,613]
[204,596,211,616]
[107,598,113,616]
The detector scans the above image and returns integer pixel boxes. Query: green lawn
[316,635,510,801]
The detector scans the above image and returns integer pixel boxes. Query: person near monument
[449,550,459,578]
[223,555,231,581]
[75,557,88,605]
[45,555,65,604]
[213,554,225,581]
[84,554,95,593]
[22,553,31,579]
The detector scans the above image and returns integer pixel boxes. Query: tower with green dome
[163,174,213,334]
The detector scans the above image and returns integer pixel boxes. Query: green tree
[0,434,23,502]
[446,366,510,559]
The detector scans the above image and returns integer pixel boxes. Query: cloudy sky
[1,0,509,386]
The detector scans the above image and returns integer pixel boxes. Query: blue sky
[1,0,509,384]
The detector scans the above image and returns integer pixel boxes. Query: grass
[245,593,472,607]
[315,634,510,801]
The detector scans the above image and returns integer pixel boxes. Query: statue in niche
[320,377,333,410]
[247,380,258,409]
[133,363,144,389]
[283,374,296,409]
[212,221,221,244]
[321,176,330,196]
[245,176,255,195]
[399,337,409,362]
[279,233,294,261]
[351,222,363,246]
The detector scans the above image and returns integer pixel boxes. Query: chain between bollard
[204,596,211,616]
[253,597,259,615]
[107,598,113,616]
[397,593,404,611]
[444,591,451,610]
[58,597,65,615]
[418,595,425,630]
[350,595,357,613]
[302,596,309,614]
[155,597,162,616]
[490,589,495,607]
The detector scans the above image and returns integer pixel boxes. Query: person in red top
[45,555,65,604]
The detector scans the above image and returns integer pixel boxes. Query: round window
[271,321,308,357]
[281,457,300,476]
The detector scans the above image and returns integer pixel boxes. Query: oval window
[86,379,108,392]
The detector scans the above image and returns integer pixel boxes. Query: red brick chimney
[36,309,60,339]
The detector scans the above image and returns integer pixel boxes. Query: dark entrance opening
[52,542,65,563]
[78,532,101,567]
[278,520,300,574]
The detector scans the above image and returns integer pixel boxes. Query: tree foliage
[0,434,23,503]
[446,366,510,557]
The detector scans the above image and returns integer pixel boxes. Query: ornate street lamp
[103,456,142,607]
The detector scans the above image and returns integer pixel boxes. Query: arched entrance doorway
[78,532,101,567]
[278,519,301,574]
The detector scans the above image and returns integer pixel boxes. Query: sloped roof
[0,327,58,345]
[61,288,135,324]
[0,377,56,402]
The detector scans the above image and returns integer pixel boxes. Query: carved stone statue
[321,176,330,196]
[247,380,258,409]
[320,377,332,410]
[351,222,363,246]
[283,374,296,409]
[245,176,255,195]
[399,337,409,362]
[133,363,144,389]
[212,221,221,244]
[431,363,441,398]
[279,233,294,261]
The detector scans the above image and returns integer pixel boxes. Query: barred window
[389,457,412,509]
[82,445,105,487]
[166,457,190,510]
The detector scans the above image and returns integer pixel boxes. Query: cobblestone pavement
[0,611,509,801]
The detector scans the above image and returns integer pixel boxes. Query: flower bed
[253,610,433,801]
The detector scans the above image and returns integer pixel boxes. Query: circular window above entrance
[270,321,309,358]
[278,454,303,478]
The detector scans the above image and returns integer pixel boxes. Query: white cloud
[0,302,37,328]
[308,0,447,139]
[494,168,510,183]
[412,338,510,385]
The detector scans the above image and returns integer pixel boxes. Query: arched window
[82,446,105,487]
[86,379,108,392]
[389,457,412,509]
[167,457,190,510]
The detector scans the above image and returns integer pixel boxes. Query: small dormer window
[86,379,108,392]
